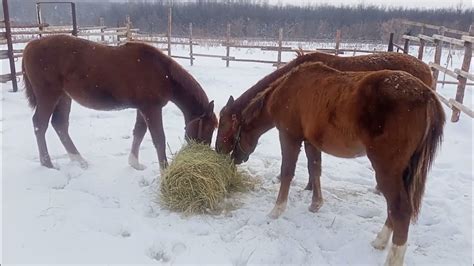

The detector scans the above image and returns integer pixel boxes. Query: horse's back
[22,35,173,110]
[331,52,433,87]
[268,63,437,158]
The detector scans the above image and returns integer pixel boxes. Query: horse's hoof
[371,238,387,250]
[308,199,323,213]
[128,154,146,171]
[267,202,287,219]
[371,225,392,250]
[69,154,88,169]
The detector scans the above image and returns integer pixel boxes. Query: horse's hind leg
[371,213,393,250]
[269,131,302,219]
[304,142,324,212]
[128,110,147,170]
[51,95,87,168]
[32,97,59,168]
[384,186,411,266]
[372,164,411,266]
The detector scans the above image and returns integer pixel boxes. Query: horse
[231,62,445,266]
[215,50,433,210]
[22,35,217,170]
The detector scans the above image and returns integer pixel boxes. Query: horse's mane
[232,51,335,114]
[241,61,339,126]
[168,57,210,108]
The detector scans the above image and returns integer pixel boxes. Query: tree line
[6,0,473,42]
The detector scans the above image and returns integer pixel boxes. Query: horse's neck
[171,86,207,124]
[244,106,274,141]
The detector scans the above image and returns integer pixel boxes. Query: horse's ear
[226,96,234,107]
[207,101,215,115]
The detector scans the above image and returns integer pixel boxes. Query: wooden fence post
[2,0,18,92]
[35,2,43,38]
[99,17,105,42]
[277,28,283,68]
[417,26,425,60]
[335,29,341,55]
[189,23,194,66]
[388,33,394,52]
[125,15,132,41]
[403,38,409,54]
[71,2,77,36]
[451,24,474,122]
[226,23,231,67]
[431,26,445,90]
[167,7,172,56]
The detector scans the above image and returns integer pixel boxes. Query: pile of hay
[160,142,254,214]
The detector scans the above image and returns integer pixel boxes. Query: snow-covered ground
[1,44,472,265]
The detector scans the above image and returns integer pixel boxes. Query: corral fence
[390,20,473,122]
[1,0,473,122]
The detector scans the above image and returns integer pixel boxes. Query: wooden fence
[397,20,474,122]
[1,1,472,122]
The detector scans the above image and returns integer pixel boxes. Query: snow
[1,44,472,265]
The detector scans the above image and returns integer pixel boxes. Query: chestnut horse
[22,35,217,170]
[232,62,445,266]
[216,51,433,209]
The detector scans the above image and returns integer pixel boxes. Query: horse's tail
[22,59,36,109]
[405,93,445,221]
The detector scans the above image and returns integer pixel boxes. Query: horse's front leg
[140,106,168,170]
[304,142,324,212]
[128,110,147,170]
[268,130,302,219]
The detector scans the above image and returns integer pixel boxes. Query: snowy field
[1,44,472,265]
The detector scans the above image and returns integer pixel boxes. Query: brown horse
[22,35,217,170]
[232,62,445,266]
[215,51,433,209]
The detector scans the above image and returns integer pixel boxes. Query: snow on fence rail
[1,1,472,122]
[398,20,474,122]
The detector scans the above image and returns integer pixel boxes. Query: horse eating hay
[22,35,217,169]
[215,51,434,210]
[160,142,254,214]
[230,62,445,266]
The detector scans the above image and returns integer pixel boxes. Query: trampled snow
[1,44,472,265]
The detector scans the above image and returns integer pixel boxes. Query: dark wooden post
[2,0,18,92]
[125,15,132,41]
[431,26,446,90]
[189,23,194,66]
[35,2,43,38]
[99,17,105,42]
[388,33,394,52]
[167,7,172,56]
[277,28,283,67]
[403,38,409,54]
[226,24,231,67]
[71,2,77,36]
[451,25,473,122]
[417,26,425,60]
[335,29,341,55]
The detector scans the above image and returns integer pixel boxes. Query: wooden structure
[397,20,473,122]
[1,1,472,122]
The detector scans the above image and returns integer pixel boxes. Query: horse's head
[216,96,241,154]
[185,101,217,145]
[216,95,263,164]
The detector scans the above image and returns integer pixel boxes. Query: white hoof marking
[371,225,392,250]
[384,243,407,266]
[128,154,146,170]
[69,153,88,169]
[268,201,287,219]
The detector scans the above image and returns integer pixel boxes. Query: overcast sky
[267,0,469,9]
